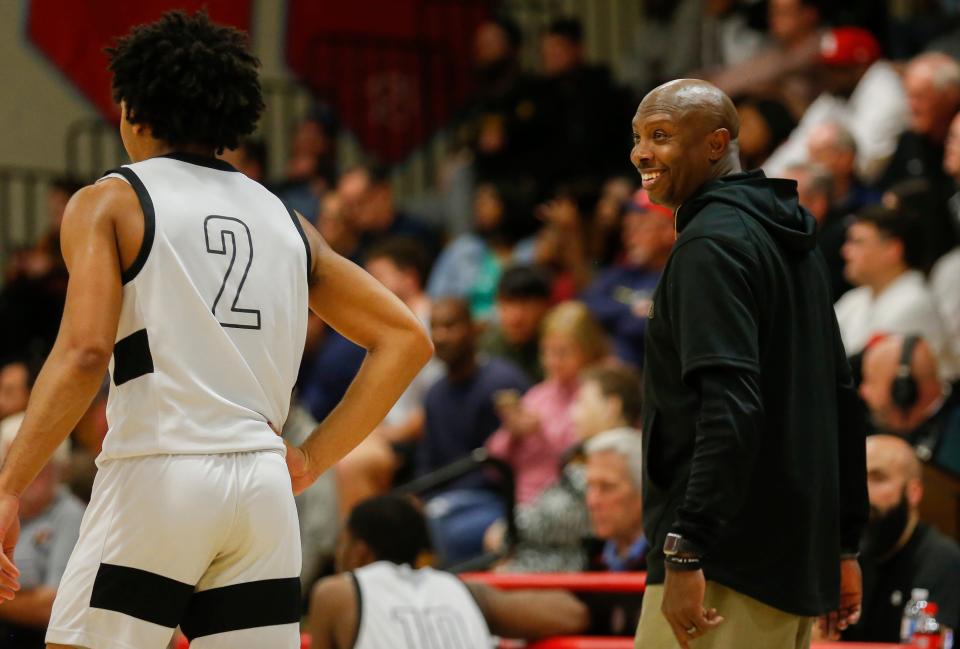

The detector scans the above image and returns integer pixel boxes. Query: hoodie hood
[675,170,817,253]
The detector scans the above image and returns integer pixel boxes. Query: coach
[631,79,869,649]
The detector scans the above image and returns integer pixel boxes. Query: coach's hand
[819,558,862,638]
[0,493,21,602]
[662,568,723,649]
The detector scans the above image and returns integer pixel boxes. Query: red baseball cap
[627,189,673,219]
[820,27,881,67]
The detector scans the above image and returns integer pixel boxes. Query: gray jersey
[352,561,493,649]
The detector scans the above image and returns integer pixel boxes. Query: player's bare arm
[0,179,136,599]
[284,213,433,493]
[465,581,590,640]
[307,574,356,649]
[0,585,57,626]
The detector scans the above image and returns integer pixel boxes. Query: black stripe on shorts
[180,577,301,639]
[89,563,194,628]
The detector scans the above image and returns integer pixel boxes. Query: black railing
[394,447,518,572]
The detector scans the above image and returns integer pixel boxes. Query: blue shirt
[581,264,661,367]
[602,534,649,572]
[419,357,531,491]
[298,330,365,422]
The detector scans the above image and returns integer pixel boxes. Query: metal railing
[34,0,641,253]
[394,447,518,572]
[0,167,66,273]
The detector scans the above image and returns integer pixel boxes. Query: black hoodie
[641,170,869,616]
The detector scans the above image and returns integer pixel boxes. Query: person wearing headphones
[834,434,960,642]
[859,334,960,475]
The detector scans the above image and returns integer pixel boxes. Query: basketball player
[0,11,432,649]
[308,495,589,649]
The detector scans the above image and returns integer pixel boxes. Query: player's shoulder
[64,176,140,225]
[310,572,355,609]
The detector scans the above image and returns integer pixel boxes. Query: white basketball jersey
[98,153,310,460]
[352,562,493,649]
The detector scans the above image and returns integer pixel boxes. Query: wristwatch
[663,533,702,558]
[664,533,704,571]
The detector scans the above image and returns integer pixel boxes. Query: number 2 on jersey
[203,215,262,330]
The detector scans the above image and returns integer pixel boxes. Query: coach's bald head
[630,79,741,210]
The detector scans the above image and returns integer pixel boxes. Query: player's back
[352,561,492,649]
[100,152,310,460]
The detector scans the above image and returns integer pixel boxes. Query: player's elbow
[380,320,433,367]
[554,595,590,636]
[64,342,113,375]
[407,325,434,367]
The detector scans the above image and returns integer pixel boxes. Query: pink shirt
[486,379,579,505]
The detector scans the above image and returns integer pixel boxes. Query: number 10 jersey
[98,153,310,461]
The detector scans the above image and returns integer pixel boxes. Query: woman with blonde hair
[486,300,608,505]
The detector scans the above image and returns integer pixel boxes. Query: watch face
[664,533,680,555]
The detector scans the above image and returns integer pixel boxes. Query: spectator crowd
[3,1,960,645]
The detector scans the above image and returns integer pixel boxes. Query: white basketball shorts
[46,450,302,649]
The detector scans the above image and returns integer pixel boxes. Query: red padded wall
[27,1,252,121]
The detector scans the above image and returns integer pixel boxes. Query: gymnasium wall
[0,0,293,172]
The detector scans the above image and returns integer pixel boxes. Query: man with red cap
[581,189,675,368]
[764,27,908,183]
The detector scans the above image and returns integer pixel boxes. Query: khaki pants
[635,582,814,649]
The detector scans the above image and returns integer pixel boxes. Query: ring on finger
[686,625,698,635]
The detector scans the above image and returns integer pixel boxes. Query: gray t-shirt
[14,487,85,589]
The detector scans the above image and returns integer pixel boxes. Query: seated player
[307,495,589,649]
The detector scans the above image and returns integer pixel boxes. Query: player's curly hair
[106,10,264,153]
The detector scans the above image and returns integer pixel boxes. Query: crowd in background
[2,0,960,645]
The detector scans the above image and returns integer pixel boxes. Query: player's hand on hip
[0,493,22,601]
[819,558,862,638]
[662,567,723,649]
[282,439,317,495]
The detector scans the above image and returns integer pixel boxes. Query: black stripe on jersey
[349,572,362,649]
[110,166,156,285]
[180,577,302,639]
[161,151,239,172]
[89,563,193,628]
[287,206,313,282]
[112,328,154,386]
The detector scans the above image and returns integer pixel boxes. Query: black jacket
[641,170,869,616]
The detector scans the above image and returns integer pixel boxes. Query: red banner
[27,0,252,121]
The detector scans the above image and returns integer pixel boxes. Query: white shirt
[930,247,960,363]
[835,270,957,378]
[352,561,492,649]
[763,60,908,183]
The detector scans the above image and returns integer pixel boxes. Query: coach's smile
[640,169,667,191]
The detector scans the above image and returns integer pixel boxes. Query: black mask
[861,488,911,559]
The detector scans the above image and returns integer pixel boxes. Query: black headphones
[891,334,920,413]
